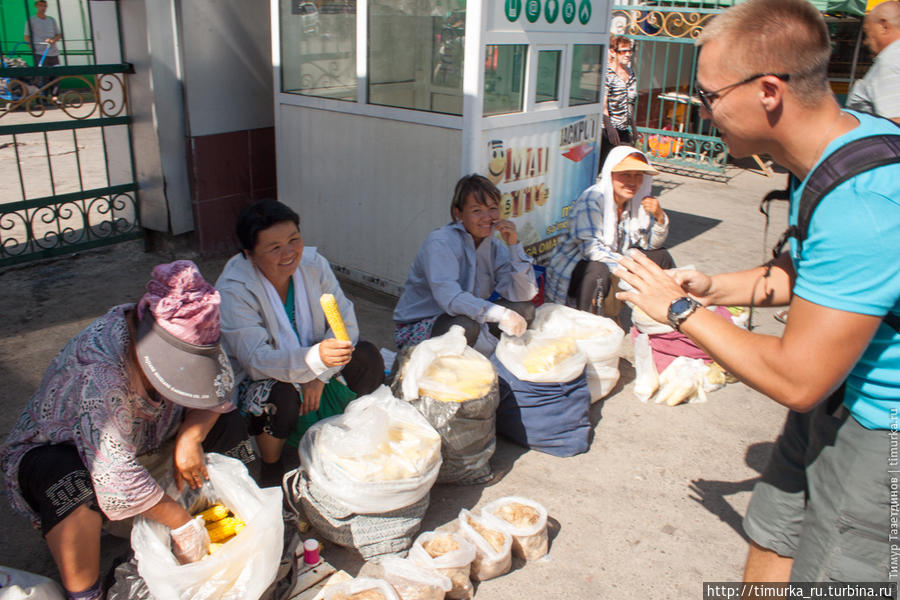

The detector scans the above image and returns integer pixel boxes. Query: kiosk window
[280,0,357,101]
[483,45,527,116]
[569,44,604,106]
[536,50,561,103]
[368,2,466,115]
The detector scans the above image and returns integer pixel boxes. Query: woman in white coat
[217,199,383,487]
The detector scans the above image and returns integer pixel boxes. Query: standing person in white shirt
[845,0,900,124]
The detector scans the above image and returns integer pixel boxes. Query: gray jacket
[216,247,358,390]
[393,221,537,325]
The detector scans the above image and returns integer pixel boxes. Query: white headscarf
[597,145,656,249]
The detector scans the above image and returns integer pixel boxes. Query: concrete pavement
[0,157,794,599]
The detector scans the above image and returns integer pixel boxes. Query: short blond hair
[697,0,831,105]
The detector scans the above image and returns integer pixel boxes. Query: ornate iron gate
[0,1,138,266]
[611,2,728,178]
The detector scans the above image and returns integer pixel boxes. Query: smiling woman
[216,199,384,487]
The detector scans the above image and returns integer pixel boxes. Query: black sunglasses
[696,72,790,112]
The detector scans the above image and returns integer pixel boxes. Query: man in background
[846,0,900,124]
[23,0,61,98]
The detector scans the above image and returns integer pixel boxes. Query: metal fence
[612,2,728,178]
[1,1,138,266]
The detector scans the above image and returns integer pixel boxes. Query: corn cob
[195,503,230,524]
[205,516,246,543]
[320,293,350,341]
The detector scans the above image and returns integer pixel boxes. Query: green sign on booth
[562,0,576,24]
[525,0,541,23]
[578,0,591,24]
[505,0,522,21]
[545,0,560,22]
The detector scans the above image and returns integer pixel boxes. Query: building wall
[277,105,462,292]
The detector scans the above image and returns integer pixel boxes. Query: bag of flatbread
[391,326,499,484]
[457,509,512,581]
[409,531,476,600]
[301,386,441,514]
[360,556,452,600]
[480,496,549,560]
[653,356,709,407]
[323,576,400,600]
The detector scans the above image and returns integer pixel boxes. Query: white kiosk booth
[272,0,611,296]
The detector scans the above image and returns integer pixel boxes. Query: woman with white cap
[545,146,674,315]
[0,261,251,600]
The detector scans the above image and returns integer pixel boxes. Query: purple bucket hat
[135,260,234,409]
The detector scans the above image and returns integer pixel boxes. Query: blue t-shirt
[789,110,900,430]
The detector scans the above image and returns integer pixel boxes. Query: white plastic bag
[494,330,587,383]
[633,332,659,402]
[480,496,549,561]
[530,304,624,399]
[409,532,476,600]
[654,356,709,406]
[323,577,400,600]
[0,566,65,600]
[131,453,283,600]
[456,509,512,581]
[400,326,495,404]
[375,556,452,600]
[302,386,442,514]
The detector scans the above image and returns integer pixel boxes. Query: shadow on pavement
[687,441,774,543]
[664,209,723,249]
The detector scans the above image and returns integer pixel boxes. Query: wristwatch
[667,296,701,332]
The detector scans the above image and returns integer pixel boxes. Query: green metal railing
[612,3,728,178]
[1,62,140,266]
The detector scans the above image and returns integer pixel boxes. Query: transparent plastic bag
[408,532,476,600]
[390,328,499,484]
[633,332,659,402]
[301,386,442,514]
[494,330,587,384]
[131,453,283,600]
[0,566,65,600]
[360,556,451,600]
[530,304,624,400]
[323,577,400,600]
[480,496,549,561]
[654,356,709,406]
[456,509,512,581]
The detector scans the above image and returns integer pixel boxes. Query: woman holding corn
[217,198,384,488]
[393,174,538,355]
[0,261,252,600]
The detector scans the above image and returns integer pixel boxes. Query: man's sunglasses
[696,72,790,112]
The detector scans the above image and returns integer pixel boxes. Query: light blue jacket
[393,222,537,325]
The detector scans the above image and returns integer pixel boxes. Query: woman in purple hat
[0,261,252,600]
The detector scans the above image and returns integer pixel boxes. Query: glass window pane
[368,2,466,115]
[569,44,604,106]
[280,1,357,101]
[483,45,527,116]
[536,50,561,103]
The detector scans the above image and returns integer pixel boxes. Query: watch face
[670,297,693,314]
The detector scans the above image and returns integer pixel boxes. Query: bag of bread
[301,386,442,514]
[391,326,500,485]
[653,356,709,407]
[494,330,587,384]
[323,577,400,600]
[361,556,451,600]
[530,303,624,400]
[480,496,549,561]
[409,531,476,600]
[457,509,512,581]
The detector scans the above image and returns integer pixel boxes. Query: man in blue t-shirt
[616,0,899,585]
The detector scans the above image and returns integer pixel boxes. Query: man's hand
[641,197,666,222]
[670,269,715,306]
[300,379,325,415]
[319,338,353,367]
[493,219,518,246]
[614,250,686,323]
